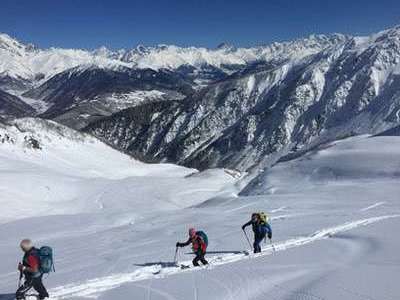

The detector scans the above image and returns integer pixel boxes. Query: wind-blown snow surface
[0,125,399,299]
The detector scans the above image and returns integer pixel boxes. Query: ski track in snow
[270,206,288,213]
[50,214,400,299]
[360,202,386,212]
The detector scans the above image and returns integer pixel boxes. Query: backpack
[196,231,208,247]
[38,246,55,274]
[258,212,269,225]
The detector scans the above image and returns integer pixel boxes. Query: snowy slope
[0,26,400,299]
[244,135,400,194]
[0,118,238,222]
[0,132,399,300]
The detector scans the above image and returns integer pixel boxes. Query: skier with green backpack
[16,239,54,300]
[242,212,272,253]
[176,228,209,267]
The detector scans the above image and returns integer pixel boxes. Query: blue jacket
[243,220,272,239]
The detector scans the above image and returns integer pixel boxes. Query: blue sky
[1,0,400,49]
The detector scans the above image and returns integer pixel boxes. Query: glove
[241,225,246,230]
[176,242,181,248]
[18,263,24,272]
[268,232,272,239]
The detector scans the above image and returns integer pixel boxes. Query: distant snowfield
[0,120,399,300]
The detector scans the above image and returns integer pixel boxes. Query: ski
[180,264,191,269]
[24,294,39,300]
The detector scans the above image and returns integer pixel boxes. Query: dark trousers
[253,234,265,253]
[193,252,208,266]
[16,275,49,300]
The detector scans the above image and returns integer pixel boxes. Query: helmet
[189,228,196,238]
[20,239,33,252]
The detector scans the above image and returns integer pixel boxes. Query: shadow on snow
[133,261,178,268]
[0,293,38,300]
[0,294,15,300]
[184,250,244,255]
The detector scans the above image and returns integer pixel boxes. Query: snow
[82,90,170,111]
[47,214,398,299]
[5,90,51,114]
[245,76,256,96]
[0,118,237,222]
[0,32,349,83]
[250,135,400,194]
[0,121,399,300]
[360,201,386,212]
[0,34,130,82]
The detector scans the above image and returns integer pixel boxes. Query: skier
[176,228,209,267]
[242,213,272,253]
[16,239,49,300]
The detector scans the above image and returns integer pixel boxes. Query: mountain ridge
[1,26,400,184]
[84,25,400,175]
[0,31,351,83]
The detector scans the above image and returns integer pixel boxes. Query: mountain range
[1,26,400,188]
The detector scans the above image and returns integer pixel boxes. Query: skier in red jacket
[16,239,49,300]
[176,228,209,266]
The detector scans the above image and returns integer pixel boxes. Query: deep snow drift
[0,121,399,300]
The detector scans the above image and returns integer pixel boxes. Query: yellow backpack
[258,212,269,224]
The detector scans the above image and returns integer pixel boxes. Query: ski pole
[17,269,23,289]
[242,229,252,249]
[270,239,276,252]
[173,247,179,264]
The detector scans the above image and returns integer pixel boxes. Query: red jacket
[178,234,207,254]
[23,248,40,277]
[192,235,207,253]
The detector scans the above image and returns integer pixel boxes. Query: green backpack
[197,231,208,247]
[38,246,55,274]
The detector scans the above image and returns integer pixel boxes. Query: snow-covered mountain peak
[351,26,400,50]
[0,36,131,82]
[81,25,400,175]
[375,25,400,39]
[2,27,399,86]
[0,33,27,54]
[216,42,236,50]
[118,33,351,70]
[0,31,353,82]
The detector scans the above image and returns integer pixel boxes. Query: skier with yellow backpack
[242,212,272,253]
